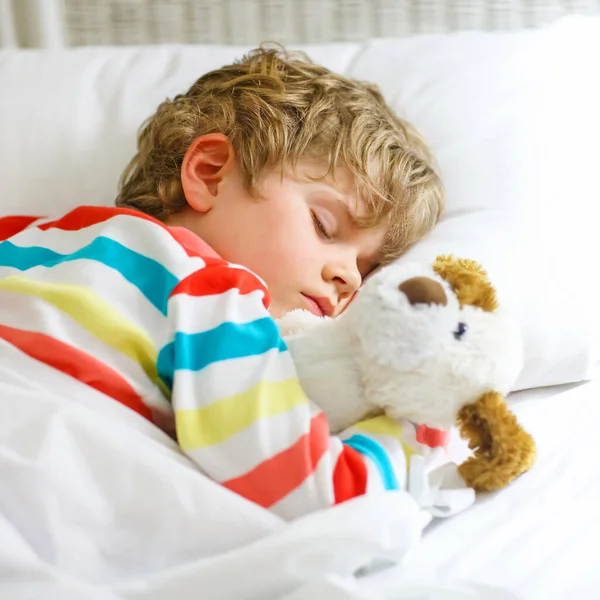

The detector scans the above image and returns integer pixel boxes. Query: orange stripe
[332,445,368,504]
[0,324,153,422]
[0,215,41,241]
[38,206,203,258]
[222,412,330,508]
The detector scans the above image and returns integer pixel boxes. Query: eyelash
[311,211,332,240]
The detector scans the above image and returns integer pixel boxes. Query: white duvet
[0,350,598,599]
[0,353,441,600]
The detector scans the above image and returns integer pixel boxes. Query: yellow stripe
[354,415,415,459]
[354,415,404,437]
[0,275,169,397]
[176,377,307,450]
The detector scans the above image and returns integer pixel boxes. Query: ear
[456,391,536,492]
[181,133,235,212]
[433,255,499,312]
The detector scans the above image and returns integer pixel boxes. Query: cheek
[224,205,314,290]
[254,219,316,278]
[255,203,317,268]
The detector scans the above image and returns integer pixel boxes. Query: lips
[302,294,333,317]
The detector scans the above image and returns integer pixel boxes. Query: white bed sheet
[359,374,600,599]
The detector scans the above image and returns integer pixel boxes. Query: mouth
[301,294,332,317]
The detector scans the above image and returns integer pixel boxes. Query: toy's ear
[456,391,536,492]
[433,255,498,312]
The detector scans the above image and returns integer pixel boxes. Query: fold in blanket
[0,360,476,598]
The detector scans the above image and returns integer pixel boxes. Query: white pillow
[347,17,600,390]
[0,43,359,215]
[0,19,598,390]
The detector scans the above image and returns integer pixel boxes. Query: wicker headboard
[3,0,600,48]
[63,0,600,45]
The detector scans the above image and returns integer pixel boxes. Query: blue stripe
[344,434,400,491]
[0,237,178,315]
[157,317,286,387]
[0,242,60,270]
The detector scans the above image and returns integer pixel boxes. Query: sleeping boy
[0,47,444,519]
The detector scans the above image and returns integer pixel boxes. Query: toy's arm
[158,258,410,520]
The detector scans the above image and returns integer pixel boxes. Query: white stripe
[0,260,172,347]
[270,442,343,519]
[5,213,205,278]
[363,457,388,494]
[169,287,269,334]
[183,401,317,483]
[172,347,298,410]
[0,291,170,414]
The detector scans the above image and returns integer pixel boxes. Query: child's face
[173,139,385,319]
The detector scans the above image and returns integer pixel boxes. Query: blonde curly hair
[116,46,444,262]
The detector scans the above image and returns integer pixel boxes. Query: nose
[322,256,362,309]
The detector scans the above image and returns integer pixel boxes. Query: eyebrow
[321,193,362,228]
[327,196,384,272]
[337,199,362,227]
[310,177,367,228]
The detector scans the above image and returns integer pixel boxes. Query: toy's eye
[453,322,468,340]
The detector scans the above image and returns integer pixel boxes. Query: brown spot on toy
[399,276,448,307]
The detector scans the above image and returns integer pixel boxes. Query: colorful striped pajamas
[0,206,420,520]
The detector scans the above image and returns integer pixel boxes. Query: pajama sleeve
[157,257,409,520]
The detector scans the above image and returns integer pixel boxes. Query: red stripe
[416,424,451,449]
[0,216,41,241]
[171,264,271,309]
[332,445,368,504]
[0,324,153,422]
[38,205,156,232]
[38,206,203,259]
[222,412,330,508]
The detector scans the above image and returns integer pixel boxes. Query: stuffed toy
[278,255,536,493]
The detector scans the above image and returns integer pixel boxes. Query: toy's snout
[398,277,448,307]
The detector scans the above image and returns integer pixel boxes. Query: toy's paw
[276,309,329,338]
[457,392,537,492]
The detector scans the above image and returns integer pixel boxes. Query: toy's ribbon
[416,424,450,449]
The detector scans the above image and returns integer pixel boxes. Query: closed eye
[311,211,332,240]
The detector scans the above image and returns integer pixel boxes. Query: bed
[359,374,600,599]
[1,9,599,600]
[1,373,597,599]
